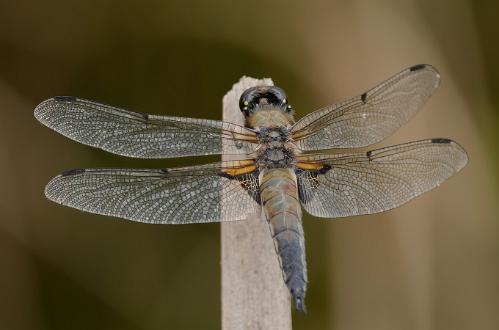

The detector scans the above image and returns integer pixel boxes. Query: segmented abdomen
[259,168,308,311]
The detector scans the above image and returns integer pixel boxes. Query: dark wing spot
[431,138,452,144]
[297,166,331,204]
[218,171,261,204]
[61,168,85,176]
[239,172,260,204]
[360,92,368,104]
[218,172,234,180]
[409,64,427,72]
[366,150,373,160]
[54,96,77,102]
[318,164,332,174]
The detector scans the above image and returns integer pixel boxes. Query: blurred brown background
[1,1,498,329]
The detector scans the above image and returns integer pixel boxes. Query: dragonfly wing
[44,161,260,224]
[291,64,440,150]
[296,139,468,218]
[34,97,258,158]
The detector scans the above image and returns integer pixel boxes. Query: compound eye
[239,85,289,116]
[239,87,260,113]
[267,86,287,104]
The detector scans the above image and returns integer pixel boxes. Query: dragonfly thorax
[257,147,295,169]
[256,127,296,168]
[257,126,289,143]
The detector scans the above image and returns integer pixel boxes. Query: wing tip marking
[53,96,77,102]
[431,137,452,144]
[408,63,439,77]
[409,64,427,72]
[360,92,367,104]
[431,138,469,169]
[61,168,86,177]
[34,96,77,123]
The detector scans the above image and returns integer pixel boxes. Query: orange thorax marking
[295,161,326,171]
[222,160,257,176]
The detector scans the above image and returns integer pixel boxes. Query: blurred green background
[1,1,498,329]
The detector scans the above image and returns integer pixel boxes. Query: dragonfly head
[239,86,293,118]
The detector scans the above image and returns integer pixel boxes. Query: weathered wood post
[221,77,292,330]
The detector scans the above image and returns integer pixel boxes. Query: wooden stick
[221,77,292,330]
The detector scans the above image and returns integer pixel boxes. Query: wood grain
[221,77,292,330]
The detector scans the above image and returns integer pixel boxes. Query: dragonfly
[34,64,468,312]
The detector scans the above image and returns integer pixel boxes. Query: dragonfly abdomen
[259,168,308,312]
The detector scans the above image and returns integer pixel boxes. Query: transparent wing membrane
[44,162,260,224]
[36,65,468,226]
[34,97,258,158]
[296,139,468,218]
[291,64,440,150]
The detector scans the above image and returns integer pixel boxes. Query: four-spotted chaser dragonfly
[34,64,468,312]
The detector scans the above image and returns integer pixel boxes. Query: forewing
[296,139,468,218]
[291,64,440,150]
[44,162,260,224]
[34,97,258,158]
